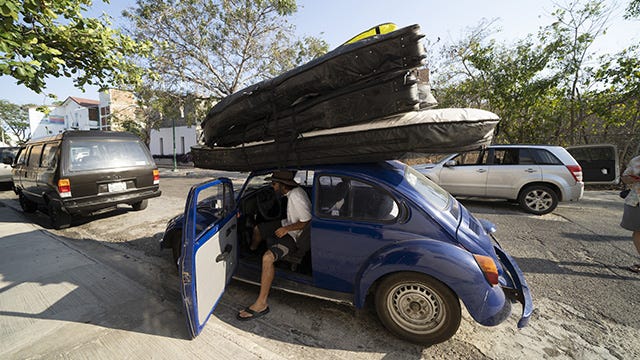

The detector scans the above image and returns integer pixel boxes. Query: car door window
[530,149,563,165]
[40,144,59,169]
[28,145,43,167]
[453,150,484,165]
[316,176,399,222]
[15,147,27,165]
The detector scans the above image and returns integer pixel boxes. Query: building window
[160,138,164,155]
[180,136,185,154]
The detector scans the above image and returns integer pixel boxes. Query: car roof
[23,130,141,145]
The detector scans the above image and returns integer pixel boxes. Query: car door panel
[485,148,542,199]
[180,178,237,338]
[437,150,488,196]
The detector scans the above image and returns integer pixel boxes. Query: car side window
[453,150,484,165]
[15,147,28,165]
[491,149,521,165]
[316,176,399,222]
[530,149,563,165]
[518,148,536,165]
[28,145,43,168]
[40,143,59,169]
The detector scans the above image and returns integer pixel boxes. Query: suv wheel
[19,193,38,213]
[375,272,461,345]
[48,202,71,229]
[132,199,148,211]
[518,185,558,215]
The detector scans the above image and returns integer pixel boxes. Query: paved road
[1,173,639,359]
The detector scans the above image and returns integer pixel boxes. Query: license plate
[108,181,127,192]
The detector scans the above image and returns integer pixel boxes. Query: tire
[19,193,38,213]
[132,199,148,211]
[518,185,558,215]
[375,272,461,345]
[48,202,71,230]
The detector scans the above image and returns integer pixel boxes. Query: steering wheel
[256,187,281,220]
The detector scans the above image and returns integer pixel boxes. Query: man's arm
[275,220,309,238]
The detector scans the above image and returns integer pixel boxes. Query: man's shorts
[257,220,297,261]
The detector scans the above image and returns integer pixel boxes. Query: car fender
[355,239,511,326]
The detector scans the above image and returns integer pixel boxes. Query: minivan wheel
[132,199,148,211]
[375,272,461,345]
[518,185,558,215]
[19,193,38,213]
[48,202,71,229]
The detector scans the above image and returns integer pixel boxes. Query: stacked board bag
[192,24,500,171]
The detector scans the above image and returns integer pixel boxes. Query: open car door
[180,178,237,338]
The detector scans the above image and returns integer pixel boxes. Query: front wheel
[518,185,558,215]
[375,272,461,345]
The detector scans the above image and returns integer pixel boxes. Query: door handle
[476,169,487,173]
[525,168,537,173]
[216,244,233,262]
[225,224,237,237]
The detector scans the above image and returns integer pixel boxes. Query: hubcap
[386,282,445,334]
[524,190,552,212]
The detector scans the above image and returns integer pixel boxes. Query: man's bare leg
[238,250,275,318]
[249,225,262,251]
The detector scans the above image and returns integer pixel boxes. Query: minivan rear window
[68,139,152,171]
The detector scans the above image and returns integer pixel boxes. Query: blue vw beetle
[162,160,533,345]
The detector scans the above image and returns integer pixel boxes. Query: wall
[149,126,198,156]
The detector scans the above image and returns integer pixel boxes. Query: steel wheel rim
[386,282,446,334]
[524,190,552,212]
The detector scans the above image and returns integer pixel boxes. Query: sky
[1,0,638,106]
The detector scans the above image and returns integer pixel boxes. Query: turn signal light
[153,169,160,184]
[473,254,499,286]
[58,179,71,198]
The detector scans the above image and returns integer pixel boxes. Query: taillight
[58,179,71,198]
[153,169,160,184]
[566,165,583,182]
[473,254,499,286]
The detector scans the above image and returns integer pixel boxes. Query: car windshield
[404,165,450,210]
[68,139,151,171]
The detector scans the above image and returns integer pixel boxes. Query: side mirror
[444,160,457,167]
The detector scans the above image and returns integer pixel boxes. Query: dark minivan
[12,131,161,228]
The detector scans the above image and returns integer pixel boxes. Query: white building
[29,97,100,139]
[149,125,198,157]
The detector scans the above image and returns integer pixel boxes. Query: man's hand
[275,227,288,238]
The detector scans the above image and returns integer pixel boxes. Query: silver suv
[415,145,584,215]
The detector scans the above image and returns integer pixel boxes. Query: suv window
[452,150,485,165]
[530,149,563,165]
[28,145,43,167]
[68,139,152,171]
[491,148,536,165]
[316,176,399,222]
[40,143,59,168]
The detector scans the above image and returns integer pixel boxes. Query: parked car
[1,146,19,184]
[566,144,619,185]
[12,131,161,229]
[416,145,584,215]
[161,161,532,345]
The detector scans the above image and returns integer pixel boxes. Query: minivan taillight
[566,165,583,183]
[153,169,160,185]
[58,179,71,198]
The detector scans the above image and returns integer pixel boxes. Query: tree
[0,100,30,144]
[123,0,328,100]
[0,0,149,93]
[625,0,640,18]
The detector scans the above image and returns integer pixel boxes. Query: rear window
[68,139,152,171]
[405,166,449,210]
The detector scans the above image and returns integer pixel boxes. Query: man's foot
[628,264,640,273]
[236,306,270,321]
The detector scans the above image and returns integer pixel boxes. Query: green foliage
[625,0,640,19]
[432,0,638,152]
[0,99,30,144]
[0,0,150,93]
[123,0,328,99]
